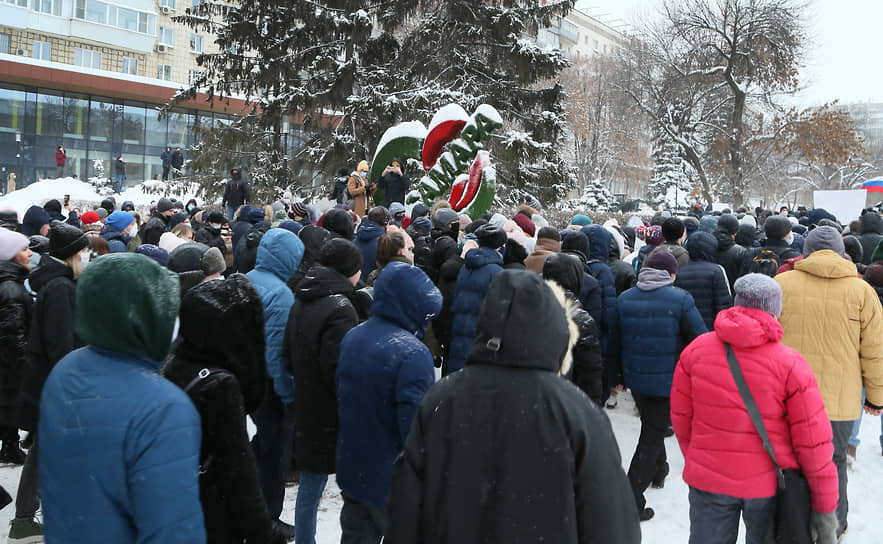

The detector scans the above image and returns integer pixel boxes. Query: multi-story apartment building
[0,0,243,188]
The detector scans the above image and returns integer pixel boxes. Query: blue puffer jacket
[615,268,707,397]
[336,262,442,510]
[355,219,386,278]
[581,226,618,354]
[673,232,733,331]
[447,247,504,374]
[100,224,130,253]
[246,229,305,403]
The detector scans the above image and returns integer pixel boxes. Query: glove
[809,510,838,544]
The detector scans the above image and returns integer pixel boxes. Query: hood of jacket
[296,264,354,302]
[467,270,576,373]
[735,224,757,247]
[637,267,674,291]
[714,305,783,348]
[173,274,267,413]
[0,260,28,285]
[794,249,857,279]
[581,224,612,262]
[74,253,180,362]
[716,229,736,251]
[255,228,305,282]
[464,246,504,270]
[28,256,72,293]
[686,231,718,262]
[371,261,442,338]
[541,252,583,295]
[356,219,386,243]
[407,216,432,237]
[297,225,332,262]
[861,212,883,235]
[21,206,50,237]
[865,261,883,287]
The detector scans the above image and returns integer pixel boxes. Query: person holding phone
[375,159,410,209]
[54,146,66,179]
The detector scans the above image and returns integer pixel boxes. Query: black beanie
[49,221,89,260]
[43,199,62,214]
[503,240,528,266]
[561,231,590,263]
[764,215,792,240]
[717,214,740,235]
[475,224,507,249]
[319,238,363,277]
[323,209,354,241]
[661,217,685,242]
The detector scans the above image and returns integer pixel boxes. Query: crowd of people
[0,168,880,544]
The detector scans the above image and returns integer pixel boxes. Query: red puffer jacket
[671,305,838,513]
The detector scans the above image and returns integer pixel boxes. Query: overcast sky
[575,0,883,105]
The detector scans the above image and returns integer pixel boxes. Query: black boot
[0,440,26,465]
[651,461,669,489]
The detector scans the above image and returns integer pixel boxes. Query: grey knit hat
[734,273,783,318]
[803,226,846,257]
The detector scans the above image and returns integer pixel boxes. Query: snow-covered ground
[0,392,878,542]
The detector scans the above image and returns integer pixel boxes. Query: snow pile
[0,177,204,218]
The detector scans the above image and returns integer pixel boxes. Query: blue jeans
[294,471,327,544]
[116,174,125,193]
[848,388,883,449]
[688,487,775,544]
[227,205,237,221]
[250,386,294,519]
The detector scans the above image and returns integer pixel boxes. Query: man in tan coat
[347,160,370,218]
[524,227,561,274]
[776,226,883,539]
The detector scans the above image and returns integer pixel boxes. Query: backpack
[747,247,786,277]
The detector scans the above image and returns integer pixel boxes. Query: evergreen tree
[172,0,575,204]
[647,128,695,212]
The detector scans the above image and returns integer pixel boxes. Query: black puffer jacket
[234,222,271,274]
[560,245,603,328]
[386,271,640,544]
[608,238,636,295]
[195,225,228,255]
[542,253,603,406]
[406,217,433,273]
[20,257,81,431]
[0,261,32,427]
[286,226,332,292]
[857,213,883,265]
[716,230,747,291]
[285,265,359,474]
[673,232,733,331]
[426,227,458,285]
[139,212,170,246]
[164,275,284,544]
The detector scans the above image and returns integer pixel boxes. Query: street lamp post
[15,132,22,191]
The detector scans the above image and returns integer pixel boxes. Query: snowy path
[0,392,878,543]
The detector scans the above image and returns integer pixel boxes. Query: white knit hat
[0,228,29,261]
[734,273,783,318]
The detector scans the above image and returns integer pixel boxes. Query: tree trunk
[728,89,746,208]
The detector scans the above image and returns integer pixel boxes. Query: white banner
[812,190,866,224]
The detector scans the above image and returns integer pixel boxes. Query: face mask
[210,223,222,230]
[359,172,367,178]
[186,205,194,212]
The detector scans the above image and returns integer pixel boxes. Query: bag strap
[182,367,228,394]
[724,342,786,489]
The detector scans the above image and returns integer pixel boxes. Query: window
[158,27,174,45]
[0,34,9,54]
[584,35,589,44]
[592,39,598,50]
[34,0,60,16]
[157,64,172,81]
[74,48,102,69]
[122,57,137,75]
[160,0,175,8]
[138,13,155,35]
[32,40,51,60]
[74,0,84,18]
[189,33,203,53]
[84,0,105,23]
[188,69,205,85]
[5,0,27,7]
[117,7,138,30]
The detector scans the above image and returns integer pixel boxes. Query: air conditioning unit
[160,6,171,14]
[16,49,25,56]
[156,44,168,53]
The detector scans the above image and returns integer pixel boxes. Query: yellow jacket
[776,250,883,420]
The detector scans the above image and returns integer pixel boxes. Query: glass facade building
[0,82,235,190]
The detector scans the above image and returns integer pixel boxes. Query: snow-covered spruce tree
[647,128,696,212]
[580,176,614,211]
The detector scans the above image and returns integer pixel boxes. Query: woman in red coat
[54,145,66,178]
[672,273,839,544]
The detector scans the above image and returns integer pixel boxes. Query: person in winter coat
[286,226,333,292]
[405,215,432,273]
[739,215,801,277]
[716,214,747,291]
[39,253,205,544]
[580,225,619,402]
[164,275,287,544]
[607,231,637,295]
[446,224,506,375]
[613,250,707,520]
[285,239,361,544]
[347,161,370,217]
[425,208,460,284]
[114,155,126,193]
[195,211,230,259]
[365,231,413,287]
[775,226,883,538]
[171,147,185,177]
[0,229,32,463]
[736,223,758,249]
[674,232,732,331]
[542,253,604,405]
[332,167,350,205]
[385,271,641,544]
[855,211,883,266]
[161,147,172,181]
[321,208,355,241]
[672,274,839,544]
[20,206,50,238]
[54,146,66,178]
[374,158,410,209]
[523,226,560,274]
[354,207,389,279]
[428,209,463,367]
[222,168,250,221]
[560,231,603,327]
[245,228,305,527]
[139,197,176,246]
[502,239,528,270]
[10,222,89,541]
[100,211,137,253]
[336,262,442,544]
[647,217,690,268]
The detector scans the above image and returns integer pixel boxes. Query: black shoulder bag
[724,343,812,544]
